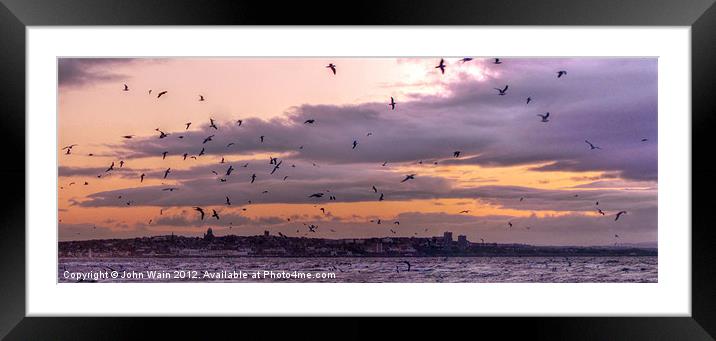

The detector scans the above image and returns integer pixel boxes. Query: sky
[57,57,657,246]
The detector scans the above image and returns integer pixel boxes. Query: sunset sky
[57,57,657,245]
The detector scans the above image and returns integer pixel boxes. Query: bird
[157,90,167,98]
[304,119,315,124]
[283,176,288,181]
[379,193,384,201]
[453,151,461,158]
[183,153,188,160]
[162,187,177,192]
[209,119,218,130]
[388,97,396,110]
[557,70,568,78]
[508,222,513,228]
[526,97,532,104]
[493,58,502,64]
[162,151,168,159]
[156,129,169,139]
[307,224,318,232]
[199,95,205,101]
[615,211,627,221]
[140,173,145,182]
[401,261,411,271]
[390,229,396,234]
[308,193,324,198]
[459,210,470,214]
[270,160,282,175]
[226,165,234,176]
[211,209,220,220]
[105,162,114,172]
[119,160,124,168]
[597,209,605,215]
[394,221,400,225]
[260,136,265,143]
[185,122,191,130]
[236,119,243,126]
[372,185,378,193]
[494,85,509,96]
[123,84,129,91]
[401,174,416,183]
[193,207,205,220]
[199,148,205,156]
[250,173,256,183]
[352,140,358,149]
[641,138,648,142]
[326,63,337,75]
[163,168,171,179]
[435,58,446,74]
[537,112,550,122]
[382,161,388,167]
[320,207,326,214]
[226,143,234,147]
[121,135,134,139]
[460,57,473,63]
[585,140,601,150]
[203,135,214,144]
[226,196,231,205]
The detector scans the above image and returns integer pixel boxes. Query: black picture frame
[1,0,714,339]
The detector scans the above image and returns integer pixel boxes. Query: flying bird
[199,95,205,101]
[199,147,205,156]
[372,185,378,193]
[352,140,358,149]
[121,135,134,139]
[157,90,167,98]
[304,119,315,124]
[250,173,256,183]
[123,84,129,91]
[453,151,461,158]
[260,136,265,143]
[105,162,114,172]
[140,173,145,182]
[493,58,502,64]
[459,210,470,214]
[270,160,282,175]
[526,97,532,104]
[388,97,396,110]
[193,207,205,220]
[211,209,220,220]
[185,122,191,130]
[557,70,568,78]
[203,135,214,144]
[119,160,124,168]
[537,112,550,122]
[308,193,325,198]
[226,165,234,176]
[641,138,648,142]
[379,193,384,201]
[494,85,509,96]
[156,129,169,139]
[162,151,168,159]
[163,168,171,179]
[162,187,177,192]
[236,119,243,126]
[435,58,446,74]
[508,222,513,228]
[326,63,336,75]
[585,140,601,150]
[460,57,473,63]
[209,119,218,130]
[615,211,627,221]
[597,209,605,215]
[401,174,416,183]
[226,196,231,205]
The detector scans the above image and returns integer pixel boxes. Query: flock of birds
[61,58,645,243]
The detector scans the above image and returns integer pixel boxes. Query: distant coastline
[59,229,657,258]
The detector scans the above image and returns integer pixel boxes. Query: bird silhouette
[105,162,114,172]
[199,147,205,156]
[121,135,134,139]
[162,151,168,159]
[494,85,509,96]
[211,209,220,220]
[226,165,234,176]
[260,136,265,143]
[379,193,384,201]
[304,119,315,124]
[389,97,396,110]
[326,63,337,75]
[185,122,191,130]
[435,58,446,74]
[193,207,205,220]
[585,140,601,150]
[140,173,145,182]
[236,119,243,126]
[557,70,568,78]
[163,168,171,179]
[271,160,282,175]
[615,211,627,221]
[225,196,231,205]
[123,84,129,91]
[157,90,167,98]
[250,173,256,183]
[453,151,461,158]
[460,57,473,63]
[308,193,324,198]
[372,185,378,193]
[493,58,502,64]
[401,174,416,183]
[537,112,550,122]
[203,135,214,144]
[526,97,532,104]
[597,209,605,215]
[199,95,205,101]
[209,119,218,130]
[352,140,358,149]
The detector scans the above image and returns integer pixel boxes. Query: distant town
[59,228,657,258]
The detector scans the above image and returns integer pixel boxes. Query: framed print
[1,0,715,339]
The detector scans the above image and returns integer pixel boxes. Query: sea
[58,256,657,283]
